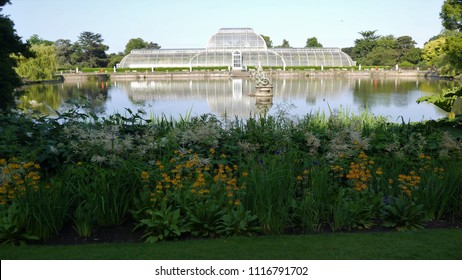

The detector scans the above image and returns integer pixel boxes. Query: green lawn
[1,228,461,260]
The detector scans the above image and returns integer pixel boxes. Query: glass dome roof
[206,28,267,50]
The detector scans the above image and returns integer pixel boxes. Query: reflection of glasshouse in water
[115,78,353,117]
[119,28,356,69]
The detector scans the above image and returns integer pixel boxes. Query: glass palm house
[119,28,356,70]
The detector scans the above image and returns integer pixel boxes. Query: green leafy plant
[0,204,39,246]
[185,199,225,238]
[135,203,188,243]
[349,192,382,230]
[417,86,462,112]
[217,204,261,236]
[382,197,428,231]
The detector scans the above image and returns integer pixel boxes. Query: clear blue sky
[4,0,445,53]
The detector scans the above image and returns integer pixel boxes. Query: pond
[18,77,459,122]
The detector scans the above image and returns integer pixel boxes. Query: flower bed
[1,107,461,244]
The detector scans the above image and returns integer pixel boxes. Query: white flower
[91,155,107,164]
[49,145,59,155]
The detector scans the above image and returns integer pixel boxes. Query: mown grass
[1,228,461,260]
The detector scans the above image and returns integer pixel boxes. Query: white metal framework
[119,28,356,69]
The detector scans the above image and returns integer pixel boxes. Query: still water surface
[19,77,459,122]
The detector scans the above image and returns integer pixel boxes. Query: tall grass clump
[241,152,298,234]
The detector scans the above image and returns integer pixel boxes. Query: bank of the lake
[59,69,443,82]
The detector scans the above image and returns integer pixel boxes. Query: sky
[3,0,445,53]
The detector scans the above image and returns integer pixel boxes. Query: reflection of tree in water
[19,81,109,116]
[352,78,459,110]
[18,84,62,115]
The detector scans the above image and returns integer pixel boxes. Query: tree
[28,34,53,46]
[403,47,423,65]
[341,47,354,58]
[124,38,160,55]
[443,34,462,73]
[366,35,398,65]
[396,36,417,63]
[440,1,462,74]
[440,0,462,31]
[305,37,323,48]
[351,30,380,64]
[422,37,447,67]
[147,42,161,49]
[260,34,273,48]
[77,31,109,67]
[55,39,77,68]
[276,39,291,48]
[0,0,31,111]
[13,44,57,81]
[107,52,125,68]
[364,46,397,66]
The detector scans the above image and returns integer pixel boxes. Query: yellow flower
[140,171,150,181]
[296,175,303,181]
[242,171,249,177]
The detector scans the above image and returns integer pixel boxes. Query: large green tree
[440,0,462,31]
[55,39,78,68]
[425,1,462,75]
[124,38,160,55]
[351,30,380,64]
[396,36,417,62]
[352,32,422,66]
[305,37,323,48]
[77,31,109,68]
[441,0,462,74]
[443,32,462,74]
[275,39,291,48]
[422,37,447,67]
[260,34,273,48]
[13,43,57,81]
[0,0,31,111]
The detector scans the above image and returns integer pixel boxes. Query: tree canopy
[305,37,323,48]
[0,0,31,111]
[125,38,160,55]
[77,31,109,68]
[440,0,462,31]
[350,31,421,66]
[13,43,57,81]
[260,34,273,48]
[275,39,291,48]
[422,0,462,75]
